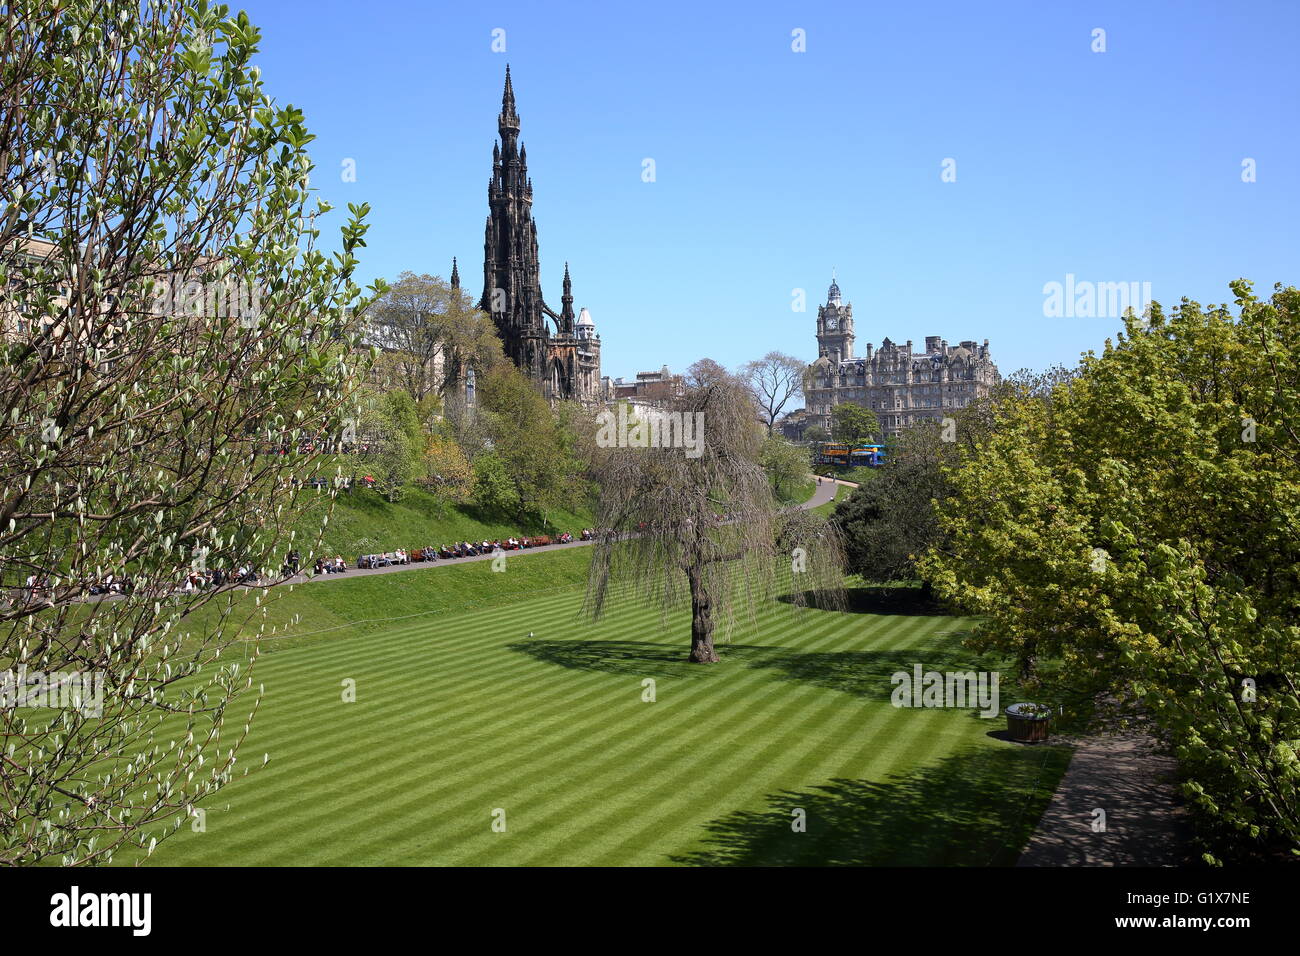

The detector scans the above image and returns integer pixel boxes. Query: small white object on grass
[528,631,534,638]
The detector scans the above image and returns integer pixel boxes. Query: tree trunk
[1018,637,1039,681]
[687,564,720,663]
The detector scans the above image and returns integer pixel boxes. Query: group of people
[356,550,408,569]
[87,574,133,596]
[13,524,606,606]
[347,532,589,571]
[180,566,260,592]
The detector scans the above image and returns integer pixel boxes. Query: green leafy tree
[380,389,424,450]
[831,422,953,588]
[371,427,415,501]
[832,403,879,445]
[472,451,520,515]
[832,368,1069,586]
[920,283,1300,861]
[760,434,809,502]
[0,0,377,864]
[477,364,578,521]
[419,433,474,508]
[359,390,421,501]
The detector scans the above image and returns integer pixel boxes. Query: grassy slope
[126,549,1070,867]
[814,464,878,485]
[289,485,593,560]
[780,478,817,506]
[219,547,592,651]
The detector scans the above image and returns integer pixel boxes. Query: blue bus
[814,443,886,467]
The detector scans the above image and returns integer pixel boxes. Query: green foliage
[476,365,584,521]
[0,0,379,865]
[353,390,422,502]
[832,422,954,584]
[832,403,880,444]
[921,283,1300,860]
[418,434,474,509]
[380,389,424,449]
[472,451,521,515]
[760,435,810,502]
[372,428,415,501]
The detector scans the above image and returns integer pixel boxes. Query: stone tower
[476,66,600,403]
[804,273,1000,438]
[815,271,854,364]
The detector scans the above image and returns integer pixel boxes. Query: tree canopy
[0,0,377,864]
[832,403,880,445]
[919,283,1300,861]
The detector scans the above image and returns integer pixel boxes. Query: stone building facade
[804,275,999,437]
[606,365,686,406]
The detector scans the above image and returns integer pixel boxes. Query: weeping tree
[0,0,378,864]
[585,375,845,663]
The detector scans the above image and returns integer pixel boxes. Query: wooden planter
[1005,703,1051,742]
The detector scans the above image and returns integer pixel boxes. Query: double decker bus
[813,442,886,467]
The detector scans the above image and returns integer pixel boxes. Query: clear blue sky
[239,0,1299,380]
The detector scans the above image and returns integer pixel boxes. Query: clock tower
[815,272,854,363]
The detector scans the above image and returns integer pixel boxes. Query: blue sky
[240,0,1299,381]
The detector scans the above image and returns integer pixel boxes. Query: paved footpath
[803,475,856,511]
[286,537,594,587]
[286,478,841,589]
[1016,729,1194,866]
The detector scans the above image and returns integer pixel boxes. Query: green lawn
[814,464,878,485]
[123,550,1069,866]
[780,477,818,506]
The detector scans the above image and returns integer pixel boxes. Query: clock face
[826,317,838,330]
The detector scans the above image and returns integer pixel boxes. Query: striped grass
[118,550,1069,866]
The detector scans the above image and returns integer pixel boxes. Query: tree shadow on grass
[509,639,1015,721]
[746,647,1005,705]
[778,586,948,616]
[669,744,1072,866]
[505,639,785,680]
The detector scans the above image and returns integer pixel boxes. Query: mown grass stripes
[119,551,1068,866]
